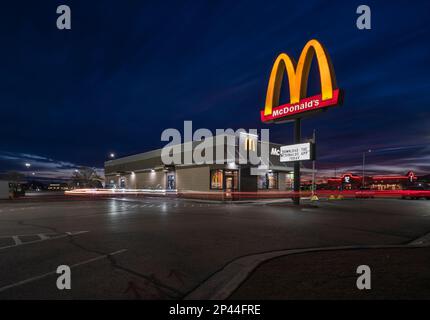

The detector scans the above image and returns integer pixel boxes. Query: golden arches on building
[244,137,256,151]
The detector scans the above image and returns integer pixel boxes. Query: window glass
[210,170,223,190]
[267,172,278,189]
[258,174,267,189]
[258,172,279,189]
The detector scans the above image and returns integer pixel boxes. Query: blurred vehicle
[401,184,430,200]
[355,187,375,199]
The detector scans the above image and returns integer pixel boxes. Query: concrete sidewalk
[181,198,298,204]
[229,247,430,299]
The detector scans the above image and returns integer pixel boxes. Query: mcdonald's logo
[261,39,342,123]
[244,137,256,151]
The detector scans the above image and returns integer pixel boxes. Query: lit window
[210,170,223,190]
[258,172,278,190]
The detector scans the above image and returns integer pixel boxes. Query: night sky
[1,0,429,180]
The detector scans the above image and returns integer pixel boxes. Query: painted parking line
[12,236,22,246]
[0,249,127,293]
[0,231,88,251]
[37,234,50,240]
[0,206,37,213]
[409,232,430,246]
[109,198,223,209]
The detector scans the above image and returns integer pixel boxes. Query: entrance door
[120,177,126,188]
[224,170,237,191]
[167,173,176,190]
[225,177,233,190]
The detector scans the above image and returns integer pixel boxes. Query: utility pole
[311,129,316,196]
[362,152,365,188]
[293,118,301,205]
[362,149,371,188]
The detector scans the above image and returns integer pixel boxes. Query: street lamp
[362,149,372,188]
[25,163,31,168]
[109,153,115,159]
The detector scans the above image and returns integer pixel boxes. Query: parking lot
[0,197,429,299]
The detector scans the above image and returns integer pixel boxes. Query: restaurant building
[104,133,306,197]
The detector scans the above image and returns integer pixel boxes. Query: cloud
[0,151,104,181]
[301,144,430,181]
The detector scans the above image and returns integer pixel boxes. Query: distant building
[326,171,419,190]
[47,183,70,191]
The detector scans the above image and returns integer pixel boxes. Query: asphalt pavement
[230,247,430,299]
[0,197,429,299]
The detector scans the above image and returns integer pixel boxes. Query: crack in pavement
[5,219,183,299]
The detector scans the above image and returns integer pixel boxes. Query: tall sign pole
[311,129,316,196]
[260,39,342,205]
[293,118,301,205]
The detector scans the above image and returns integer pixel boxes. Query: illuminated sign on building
[261,39,342,123]
[280,143,314,162]
[342,174,354,184]
[244,136,257,151]
[270,147,280,156]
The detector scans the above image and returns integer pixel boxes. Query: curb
[184,239,429,300]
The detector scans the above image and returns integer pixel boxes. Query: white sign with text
[280,143,312,162]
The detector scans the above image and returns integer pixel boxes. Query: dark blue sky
[1,0,430,179]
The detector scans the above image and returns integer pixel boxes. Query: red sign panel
[261,89,341,123]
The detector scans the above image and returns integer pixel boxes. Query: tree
[71,167,103,188]
[3,171,25,183]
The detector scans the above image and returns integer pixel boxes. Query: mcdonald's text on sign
[261,39,342,123]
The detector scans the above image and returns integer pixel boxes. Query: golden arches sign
[261,39,341,123]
